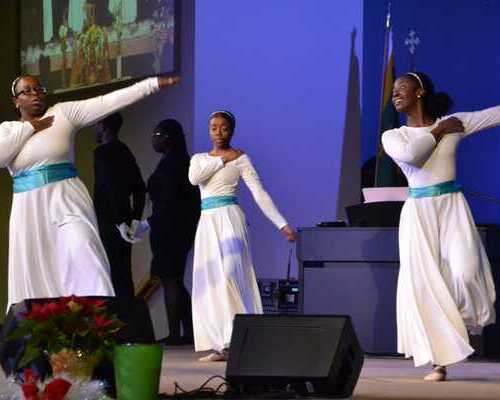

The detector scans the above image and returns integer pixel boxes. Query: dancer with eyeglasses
[382,72,496,381]
[1,74,179,308]
[189,110,297,361]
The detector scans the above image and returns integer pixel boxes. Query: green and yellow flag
[374,5,406,187]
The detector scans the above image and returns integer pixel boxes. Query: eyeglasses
[14,86,47,97]
[153,132,169,137]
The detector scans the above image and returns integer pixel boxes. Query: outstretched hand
[432,117,464,143]
[280,225,297,242]
[158,75,181,89]
[30,116,54,133]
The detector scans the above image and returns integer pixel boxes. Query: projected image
[20,0,176,93]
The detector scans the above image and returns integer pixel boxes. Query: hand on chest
[211,162,241,184]
[19,117,73,164]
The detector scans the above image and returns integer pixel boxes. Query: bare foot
[423,366,446,382]
[198,351,227,362]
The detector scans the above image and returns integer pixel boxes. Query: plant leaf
[19,344,41,368]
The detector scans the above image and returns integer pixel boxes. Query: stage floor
[159,346,500,399]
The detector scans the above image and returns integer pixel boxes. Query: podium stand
[297,226,500,356]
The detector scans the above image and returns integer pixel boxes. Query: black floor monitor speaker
[225,314,364,398]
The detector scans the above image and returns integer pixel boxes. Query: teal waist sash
[408,180,461,199]
[201,195,238,210]
[13,162,77,193]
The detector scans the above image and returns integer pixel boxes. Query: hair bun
[428,92,453,119]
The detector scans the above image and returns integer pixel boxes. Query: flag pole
[374,2,392,187]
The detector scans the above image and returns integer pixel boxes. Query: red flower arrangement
[8,296,124,370]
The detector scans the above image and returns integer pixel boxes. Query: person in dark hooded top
[135,119,200,345]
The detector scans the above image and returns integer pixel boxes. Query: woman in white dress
[189,110,296,361]
[382,72,497,381]
[1,73,178,309]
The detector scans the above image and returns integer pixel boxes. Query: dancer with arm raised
[1,74,178,308]
[382,72,497,381]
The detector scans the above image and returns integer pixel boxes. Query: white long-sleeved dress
[382,106,499,367]
[1,78,159,308]
[189,153,287,352]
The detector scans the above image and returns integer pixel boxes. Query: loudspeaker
[0,296,155,377]
[225,314,364,398]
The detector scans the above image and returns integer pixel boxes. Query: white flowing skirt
[8,177,115,308]
[397,192,496,367]
[192,204,263,352]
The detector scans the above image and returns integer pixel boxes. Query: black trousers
[99,225,135,302]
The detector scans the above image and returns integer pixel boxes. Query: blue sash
[408,180,461,199]
[13,163,77,193]
[201,195,238,210]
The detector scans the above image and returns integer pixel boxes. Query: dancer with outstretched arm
[382,72,496,381]
[0,73,179,308]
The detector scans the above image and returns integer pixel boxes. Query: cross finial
[404,30,420,55]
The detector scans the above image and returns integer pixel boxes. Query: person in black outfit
[93,112,146,302]
[137,119,200,345]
